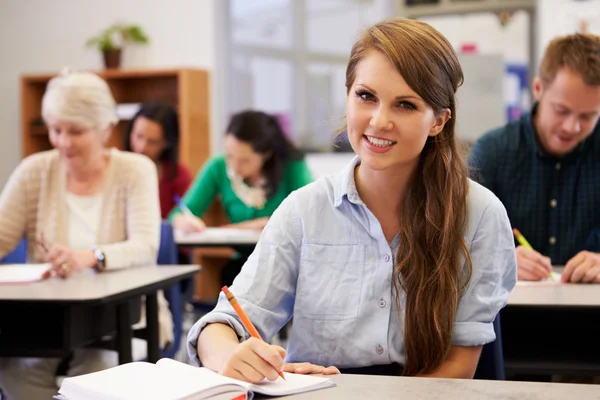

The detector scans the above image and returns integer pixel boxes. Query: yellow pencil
[512,228,557,280]
[512,228,533,249]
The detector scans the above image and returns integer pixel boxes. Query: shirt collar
[333,155,363,208]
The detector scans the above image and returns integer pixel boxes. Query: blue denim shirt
[187,156,517,369]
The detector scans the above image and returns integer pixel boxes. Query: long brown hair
[344,18,472,376]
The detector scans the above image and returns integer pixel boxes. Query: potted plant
[85,23,149,69]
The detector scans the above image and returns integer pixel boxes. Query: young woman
[125,100,192,219]
[169,110,313,286]
[186,18,517,381]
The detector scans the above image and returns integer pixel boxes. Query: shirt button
[384,254,390,262]
[549,236,556,245]
[376,345,384,355]
[378,299,386,308]
[555,163,561,171]
[550,199,557,208]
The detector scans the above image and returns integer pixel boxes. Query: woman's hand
[43,245,96,278]
[283,362,340,375]
[219,337,286,383]
[173,213,206,233]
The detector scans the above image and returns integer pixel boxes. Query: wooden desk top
[281,374,600,400]
[0,265,200,304]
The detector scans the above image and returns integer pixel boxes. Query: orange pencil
[222,286,285,380]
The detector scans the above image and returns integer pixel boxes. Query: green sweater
[168,154,313,223]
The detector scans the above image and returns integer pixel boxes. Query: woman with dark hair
[169,110,313,286]
[125,101,193,218]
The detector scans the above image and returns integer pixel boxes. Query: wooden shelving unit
[20,68,211,177]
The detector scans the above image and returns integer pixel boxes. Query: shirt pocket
[296,243,365,320]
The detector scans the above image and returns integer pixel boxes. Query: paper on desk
[516,272,562,286]
[175,227,261,242]
[0,264,51,284]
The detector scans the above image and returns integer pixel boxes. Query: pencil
[512,228,533,249]
[173,195,194,217]
[221,286,285,380]
[512,228,555,280]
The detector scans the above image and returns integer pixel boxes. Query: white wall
[0,0,217,187]
[537,0,600,70]
[421,11,531,66]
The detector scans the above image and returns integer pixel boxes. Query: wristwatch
[92,246,107,272]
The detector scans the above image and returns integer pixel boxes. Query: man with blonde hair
[469,33,600,283]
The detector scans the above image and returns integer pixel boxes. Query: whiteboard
[455,53,506,144]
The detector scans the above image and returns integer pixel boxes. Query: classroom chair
[473,313,505,380]
[154,220,183,359]
[0,238,27,263]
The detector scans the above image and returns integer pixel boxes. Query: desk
[503,281,600,376]
[175,228,261,248]
[175,228,260,303]
[0,265,199,364]
[279,374,600,400]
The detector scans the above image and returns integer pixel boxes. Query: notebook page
[59,361,246,400]
[250,372,335,396]
[175,228,260,243]
[156,358,253,390]
[0,264,50,284]
[156,359,335,397]
[516,272,562,286]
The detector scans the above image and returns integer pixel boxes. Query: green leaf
[85,22,149,50]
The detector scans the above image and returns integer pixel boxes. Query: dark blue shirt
[468,104,600,265]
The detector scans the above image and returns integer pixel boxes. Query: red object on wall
[460,43,478,54]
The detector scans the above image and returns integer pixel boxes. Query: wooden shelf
[20,68,211,177]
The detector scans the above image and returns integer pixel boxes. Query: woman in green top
[170,110,313,286]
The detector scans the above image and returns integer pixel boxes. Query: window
[222,0,394,152]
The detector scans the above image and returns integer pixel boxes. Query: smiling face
[345,49,449,173]
[533,67,600,157]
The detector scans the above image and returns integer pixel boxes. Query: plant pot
[102,49,122,69]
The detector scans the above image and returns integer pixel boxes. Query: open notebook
[56,358,336,400]
[0,264,50,284]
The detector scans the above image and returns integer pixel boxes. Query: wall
[0,0,217,187]
[537,0,600,69]
[421,10,531,65]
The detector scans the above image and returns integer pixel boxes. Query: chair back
[473,313,505,380]
[158,220,182,359]
[0,239,27,264]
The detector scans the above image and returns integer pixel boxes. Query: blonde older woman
[0,70,173,400]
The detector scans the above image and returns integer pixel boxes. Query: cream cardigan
[0,148,174,347]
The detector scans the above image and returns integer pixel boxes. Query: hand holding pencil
[512,228,553,281]
[221,286,286,381]
[172,195,205,233]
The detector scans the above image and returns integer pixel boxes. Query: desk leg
[146,292,160,363]
[116,302,133,364]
